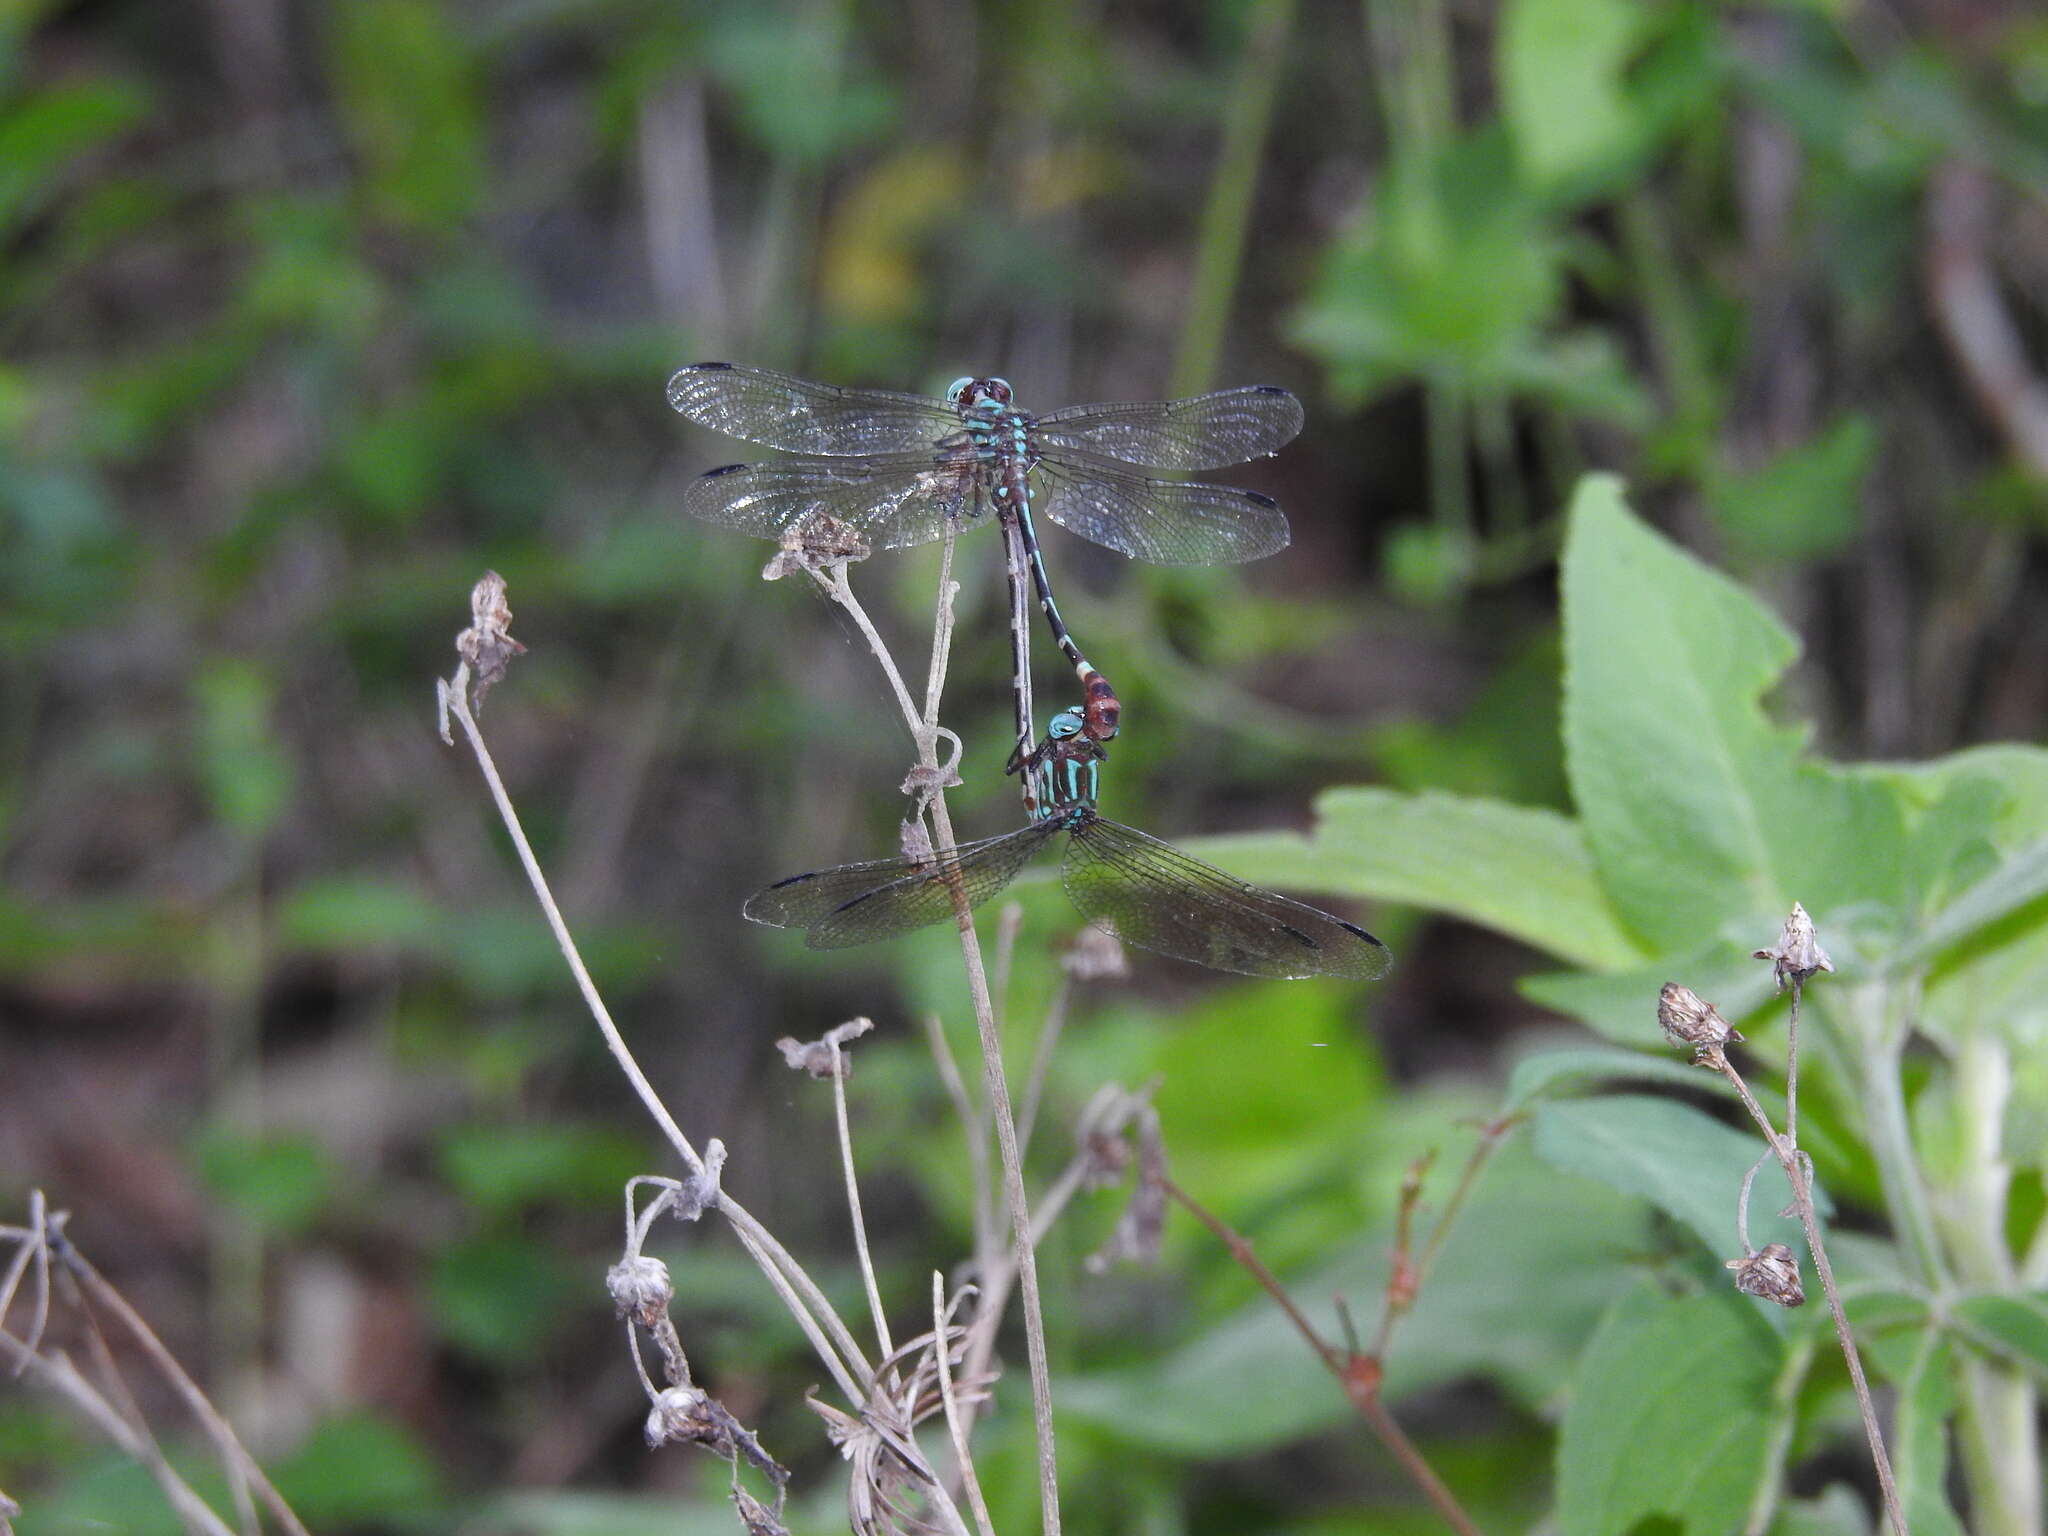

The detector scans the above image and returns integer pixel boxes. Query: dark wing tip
[1243,490,1280,509]
[1335,922,1394,980]
[685,361,734,371]
[1252,385,1293,397]
[700,462,751,479]
[665,362,737,412]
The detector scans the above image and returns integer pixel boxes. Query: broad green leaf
[1059,1133,1643,1454]
[1708,415,1875,563]
[482,1492,750,1536]
[1892,1330,1966,1536]
[1532,1095,1817,1261]
[1899,837,2048,970]
[1503,1044,1736,1114]
[1521,940,1778,1044]
[0,80,149,236]
[427,1233,579,1362]
[1769,1487,1874,1536]
[1561,476,1908,953]
[1949,1291,2048,1380]
[437,1122,647,1214]
[1189,788,1640,971]
[1498,0,1645,190]
[1556,1281,1780,1536]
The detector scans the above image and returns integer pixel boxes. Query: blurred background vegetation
[6,0,2048,1531]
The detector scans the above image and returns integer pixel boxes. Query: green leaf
[427,1233,579,1362]
[1949,1291,2048,1379]
[0,79,149,236]
[1892,1329,1966,1536]
[271,1412,444,1530]
[1059,1130,1642,1454]
[1555,1281,1780,1536]
[1498,0,1646,191]
[1899,836,2048,970]
[1532,1095,1817,1261]
[1188,788,1641,971]
[1561,475,1908,953]
[1503,1044,1736,1114]
[1521,941,1779,1044]
[1707,415,1876,563]
[190,1129,333,1234]
[437,1122,646,1214]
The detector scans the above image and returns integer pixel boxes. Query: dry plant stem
[1014,974,1075,1158]
[441,681,706,1182]
[922,1013,996,1259]
[441,681,875,1399]
[932,1274,997,1536]
[0,1333,238,1536]
[829,1038,895,1364]
[814,542,1063,1536]
[1710,1052,1907,1536]
[1159,1174,1483,1536]
[58,1248,307,1536]
[1373,1118,1516,1362]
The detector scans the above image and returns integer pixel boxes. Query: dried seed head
[731,1488,790,1536]
[607,1255,673,1327]
[1063,925,1131,982]
[454,571,526,709]
[1753,903,1835,992]
[761,512,871,580]
[1726,1242,1805,1307]
[777,1019,872,1080]
[1658,982,1743,1053]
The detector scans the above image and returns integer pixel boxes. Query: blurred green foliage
[5,0,2048,1533]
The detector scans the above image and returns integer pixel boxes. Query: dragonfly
[667,363,1304,751]
[743,704,1391,982]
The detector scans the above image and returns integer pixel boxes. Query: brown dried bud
[1726,1242,1805,1307]
[1753,903,1835,992]
[454,571,526,709]
[607,1255,674,1328]
[1063,925,1131,982]
[1658,982,1743,1053]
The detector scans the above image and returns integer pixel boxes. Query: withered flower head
[1658,982,1743,1054]
[1727,1242,1805,1307]
[776,1018,874,1080]
[606,1255,673,1327]
[1753,902,1835,992]
[454,570,526,709]
[761,512,871,581]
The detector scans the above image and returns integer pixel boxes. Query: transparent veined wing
[684,452,988,551]
[1035,386,1304,471]
[1034,449,1290,565]
[1061,816,1391,980]
[745,823,1064,949]
[667,363,960,455]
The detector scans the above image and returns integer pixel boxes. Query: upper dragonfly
[667,363,1304,746]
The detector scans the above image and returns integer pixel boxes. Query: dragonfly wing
[684,452,984,551]
[668,363,961,455]
[1036,451,1290,565]
[1061,816,1391,980]
[1036,386,1304,470]
[746,824,1063,949]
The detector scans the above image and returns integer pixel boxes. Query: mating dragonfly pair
[669,362,1390,982]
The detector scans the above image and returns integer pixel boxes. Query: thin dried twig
[810,537,1064,1536]
[931,1274,996,1536]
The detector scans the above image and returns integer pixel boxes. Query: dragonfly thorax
[1025,706,1104,822]
[946,375,1012,409]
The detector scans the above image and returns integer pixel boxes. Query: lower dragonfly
[743,705,1391,982]
[668,364,1303,752]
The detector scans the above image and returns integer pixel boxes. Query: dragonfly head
[1046,705,1086,740]
[946,376,1013,410]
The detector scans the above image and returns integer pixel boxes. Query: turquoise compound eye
[945,377,974,404]
[1048,707,1084,739]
